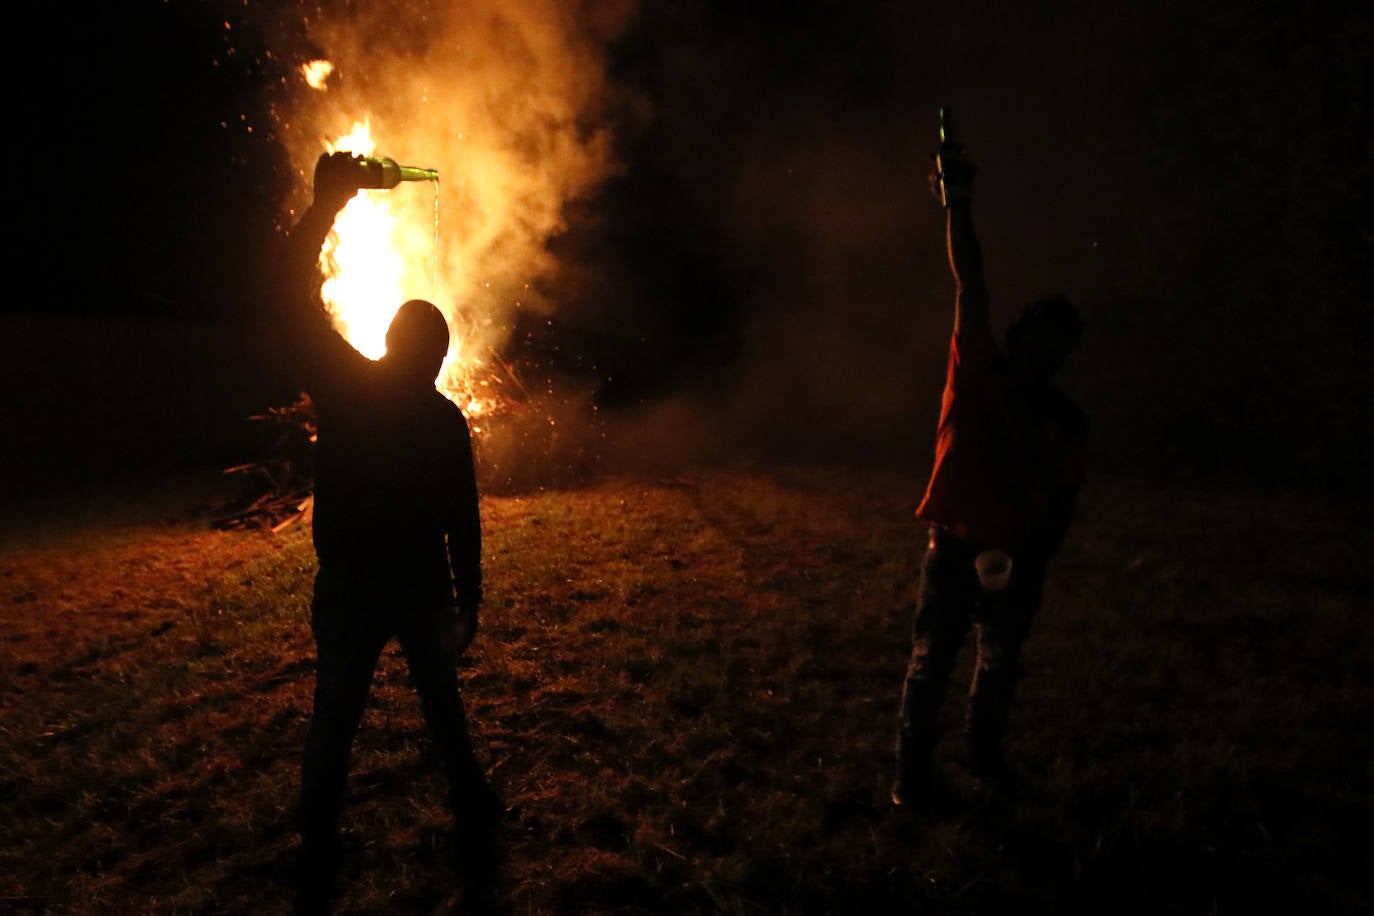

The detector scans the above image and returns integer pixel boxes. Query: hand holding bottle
[933,106,976,207]
[313,151,440,209]
[313,151,367,210]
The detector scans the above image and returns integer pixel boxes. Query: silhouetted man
[284,152,503,912]
[892,124,1088,808]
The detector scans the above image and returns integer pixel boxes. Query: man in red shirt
[892,127,1088,808]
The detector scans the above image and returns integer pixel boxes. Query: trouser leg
[299,603,387,898]
[967,566,1043,766]
[896,528,979,784]
[395,609,491,812]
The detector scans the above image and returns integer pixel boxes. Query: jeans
[896,525,1045,777]
[299,572,487,883]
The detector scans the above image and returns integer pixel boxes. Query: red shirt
[916,318,1088,551]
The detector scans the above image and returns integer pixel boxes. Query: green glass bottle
[357,156,439,189]
[934,105,969,207]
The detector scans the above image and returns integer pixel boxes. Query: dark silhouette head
[382,299,449,388]
[1005,295,1083,384]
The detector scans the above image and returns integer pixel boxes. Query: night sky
[6,1,1372,501]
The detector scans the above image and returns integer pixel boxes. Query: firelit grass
[1,467,1370,914]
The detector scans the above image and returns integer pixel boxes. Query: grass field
[2,465,1371,915]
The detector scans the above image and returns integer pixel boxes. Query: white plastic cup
[974,549,1013,593]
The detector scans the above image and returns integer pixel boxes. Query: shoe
[293,888,334,916]
[470,784,511,819]
[451,782,515,832]
[965,748,1009,782]
[293,842,339,916]
[890,765,931,810]
[964,749,1034,804]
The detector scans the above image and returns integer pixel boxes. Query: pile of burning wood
[212,395,317,533]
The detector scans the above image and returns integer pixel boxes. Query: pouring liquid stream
[431,178,441,294]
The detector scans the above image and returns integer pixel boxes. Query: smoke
[595,115,955,475]
[258,0,1341,489]
[254,3,981,486]
[269,0,635,389]
[539,6,963,476]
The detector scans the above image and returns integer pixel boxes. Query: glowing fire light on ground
[318,119,500,424]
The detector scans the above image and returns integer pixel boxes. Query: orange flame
[300,59,334,90]
[318,120,498,422]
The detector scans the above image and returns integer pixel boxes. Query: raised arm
[933,123,990,340]
[283,153,364,312]
[947,198,989,338]
[279,153,371,378]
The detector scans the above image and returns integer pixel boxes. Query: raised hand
[933,107,976,207]
[313,151,366,210]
